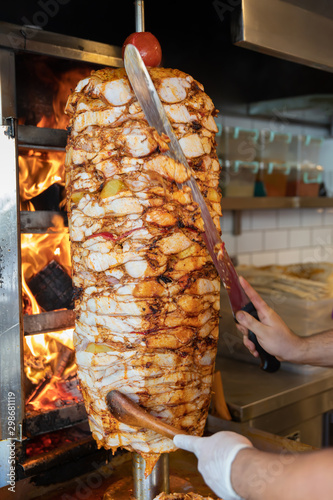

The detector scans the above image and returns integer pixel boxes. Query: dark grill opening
[16,52,96,128]
[27,259,74,312]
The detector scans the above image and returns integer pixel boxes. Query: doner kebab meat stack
[64,55,222,473]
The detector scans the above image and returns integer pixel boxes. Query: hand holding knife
[124,44,280,373]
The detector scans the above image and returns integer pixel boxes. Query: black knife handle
[241,302,280,373]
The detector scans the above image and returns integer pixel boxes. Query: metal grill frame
[0,21,123,487]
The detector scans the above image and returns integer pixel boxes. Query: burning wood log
[26,344,73,407]
[27,259,73,311]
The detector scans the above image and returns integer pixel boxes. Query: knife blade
[124,44,280,373]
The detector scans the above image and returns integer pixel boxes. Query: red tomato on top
[122,32,162,67]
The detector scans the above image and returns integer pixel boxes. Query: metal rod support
[135,0,145,32]
[132,453,169,500]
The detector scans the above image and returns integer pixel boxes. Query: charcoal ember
[25,425,86,458]
[27,260,73,311]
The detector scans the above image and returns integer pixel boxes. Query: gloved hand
[174,431,253,500]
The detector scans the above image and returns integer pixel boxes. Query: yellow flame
[19,150,65,202]
[22,230,73,386]
[20,66,92,395]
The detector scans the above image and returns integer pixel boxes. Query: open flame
[25,330,78,412]
[22,225,77,411]
[25,331,74,384]
[21,65,91,412]
[21,222,72,316]
[19,67,92,207]
[21,229,71,290]
[36,67,91,130]
[19,66,92,207]
[22,228,77,411]
[19,150,65,208]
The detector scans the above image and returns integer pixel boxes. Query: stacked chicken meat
[65,66,221,470]
[154,494,219,500]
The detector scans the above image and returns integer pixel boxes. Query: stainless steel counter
[216,357,333,447]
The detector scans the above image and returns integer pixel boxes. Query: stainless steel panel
[20,211,68,233]
[0,439,16,489]
[0,21,123,67]
[0,125,24,441]
[0,49,15,123]
[257,414,324,448]
[23,310,75,335]
[247,393,332,447]
[0,48,23,488]
[233,0,333,72]
[216,357,333,447]
[18,126,67,150]
[217,357,333,421]
[207,415,316,452]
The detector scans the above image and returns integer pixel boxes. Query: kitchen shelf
[221,196,333,210]
[221,197,333,234]
[248,95,333,127]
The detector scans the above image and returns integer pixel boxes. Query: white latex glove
[174,431,253,500]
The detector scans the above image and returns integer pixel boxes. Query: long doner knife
[124,44,280,372]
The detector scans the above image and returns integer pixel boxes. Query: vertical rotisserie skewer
[65,63,221,474]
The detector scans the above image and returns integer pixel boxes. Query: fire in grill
[19,61,85,417]
[0,20,125,497]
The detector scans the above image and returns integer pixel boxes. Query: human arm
[174,432,333,500]
[235,276,333,367]
[233,443,333,500]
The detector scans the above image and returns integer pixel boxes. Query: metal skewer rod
[133,453,169,500]
[135,0,145,32]
[123,8,170,497]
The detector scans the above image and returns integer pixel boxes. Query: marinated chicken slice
[154,494,220,500]
[65,66,221,473]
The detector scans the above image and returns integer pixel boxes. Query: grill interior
[0,21,127,496]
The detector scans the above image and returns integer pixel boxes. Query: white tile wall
[220,208,333,267]
[252,251,277,266]
[252,210,277,230]
[237,230,263,253]
[323,209,333,226]
[311,227,332,246]
[264,229,288,251]
[277,209,301,228]
[277,249,301,265]
[300,208,323,227]
[289,228,311,248]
